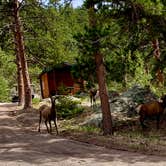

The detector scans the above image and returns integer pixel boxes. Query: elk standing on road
[38,95,58,134]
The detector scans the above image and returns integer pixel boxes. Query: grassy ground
[57,99,166,156]
[17,97,166,156]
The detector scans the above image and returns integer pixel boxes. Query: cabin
[39,63,84,98]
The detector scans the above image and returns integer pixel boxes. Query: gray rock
[80,113,102,128]
[81,85,158,128]
[110,85,158,116]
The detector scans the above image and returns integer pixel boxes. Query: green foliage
[104,0,166,89]
[1,0,166,103]
[0,2,88,101]
[0,75,10,102]
[21,4,88,68]
[126,51,152,87]
[73,9,116,85]
[78,125,101,133]
[56,96,84,119]
[32,97,41,105]
[57,83,70,95]
[0,49,16,101]
[150,85,166,97]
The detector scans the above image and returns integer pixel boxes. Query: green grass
[77,125,101,133]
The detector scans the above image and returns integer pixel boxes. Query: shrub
[56,96,84,119]
[0,76,10,102]
[32,97,41,105]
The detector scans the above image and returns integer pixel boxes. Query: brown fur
[38,96,58,134]
[139,95,166,129]
[89,88,98,107]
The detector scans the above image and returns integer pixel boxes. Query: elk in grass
[139,94,166,129]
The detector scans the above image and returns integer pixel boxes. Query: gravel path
[0,103,166,166]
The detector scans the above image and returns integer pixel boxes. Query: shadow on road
[0,104,166,165]
[0,103,18,108]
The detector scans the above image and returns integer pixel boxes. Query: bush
[32,97,41,105]
[56,96,84,119]
[0,76,10,102]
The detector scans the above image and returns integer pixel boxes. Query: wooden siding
[55,70,74,88]
[48,70,57,94]
[39,64,83,98]
[40,73,49,98]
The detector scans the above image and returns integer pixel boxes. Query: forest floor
[15,99,166,157]
[59,105,166,157]
[1,103,166,166]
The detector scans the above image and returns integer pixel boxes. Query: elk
[139,94,166,129]
[89,88,99,107]
[38,95,58,134]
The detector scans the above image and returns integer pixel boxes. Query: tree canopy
[0,0,166,99]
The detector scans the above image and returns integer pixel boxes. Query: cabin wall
[48,70,57,95]
[55,70,74,95]
[40,73,49,98]
[40,67,83,98]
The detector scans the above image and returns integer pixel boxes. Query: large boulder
[110,85,158,117]
[121,85,157,104]
[82,85,158,128]
[80,113,102,128]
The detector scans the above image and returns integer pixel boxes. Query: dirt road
[0,103,166,166]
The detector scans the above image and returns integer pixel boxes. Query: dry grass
[58,104,166,156]
[14,99,166,156]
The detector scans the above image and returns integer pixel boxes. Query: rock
[110,85,158,116]
[121,85,157,103]
[82,85,158,128]
[80,113,102,128]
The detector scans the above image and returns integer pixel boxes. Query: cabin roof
[39,62,74,77]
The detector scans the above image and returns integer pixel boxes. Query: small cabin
[39,63,84,98]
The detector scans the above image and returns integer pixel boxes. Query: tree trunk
[152,39,164,86]
[13,0,32,109]
[16,52,24,105]
[152,39,160,60]
[95,52,113,135]
[88,1,113,135]
[13,23,24,106]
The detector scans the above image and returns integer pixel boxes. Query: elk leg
[93,97,96,107]
[140,115,147,129]
[53,119,58,135]
[45,120,50,133]
[90,96,93,106]
[49,120,52,134]
[156,115,160,129]
[38,111,42,132]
